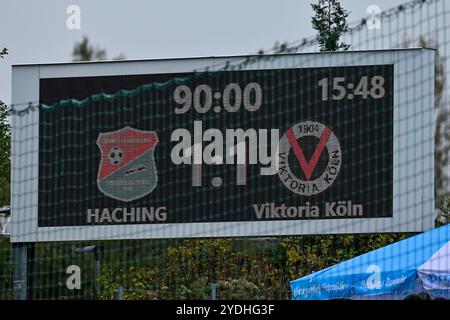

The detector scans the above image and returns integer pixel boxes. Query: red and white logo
[96,126,159,202]
[278,121,342,196]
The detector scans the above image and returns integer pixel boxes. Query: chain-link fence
[1,0,449,300]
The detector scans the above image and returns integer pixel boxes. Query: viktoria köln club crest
[96,126,159,202]
[278,121,342,196]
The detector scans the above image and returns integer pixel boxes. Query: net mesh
[1,0,449,300]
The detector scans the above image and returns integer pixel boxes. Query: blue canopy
[290,224,450,300]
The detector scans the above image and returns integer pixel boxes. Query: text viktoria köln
[253,201,363,219]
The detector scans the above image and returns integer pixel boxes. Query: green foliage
[96,235,406,300]
[280,233,408,281]
[31,242,96,299]
[72,36,125,62]
[97,239,286,299]
[217,279,263,300]
[0,94,10,207]
[0,235,414,300]
[0,48,10,206]
[311,0,350,51]
[0,49,12,298]
[72,36,107,62]
[0,236,13,299]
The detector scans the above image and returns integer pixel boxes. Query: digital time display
[318,76,386,100]
[173,83,263,114]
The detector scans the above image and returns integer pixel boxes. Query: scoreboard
[11,49,435,242]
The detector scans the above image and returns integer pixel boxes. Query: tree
[0,101,10,207]
[72,36,107,62]
[311,0,350,51]
[0,48,10,207]
[72,36,125,62]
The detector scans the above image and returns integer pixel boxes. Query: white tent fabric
[418,241,450,296]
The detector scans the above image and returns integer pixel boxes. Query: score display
[11,49,437,242]
[38,64,394,227]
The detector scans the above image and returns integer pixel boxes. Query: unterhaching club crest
[96,126,159,202]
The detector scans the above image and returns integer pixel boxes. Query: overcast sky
[0,0,409,105]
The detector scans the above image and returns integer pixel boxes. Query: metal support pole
[210,283,217,300]
[93,246,103,298]
[115,285,124,300]
[210,247,217,300]
[12,242,35,300]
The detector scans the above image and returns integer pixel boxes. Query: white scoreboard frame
[11,48,436,242]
